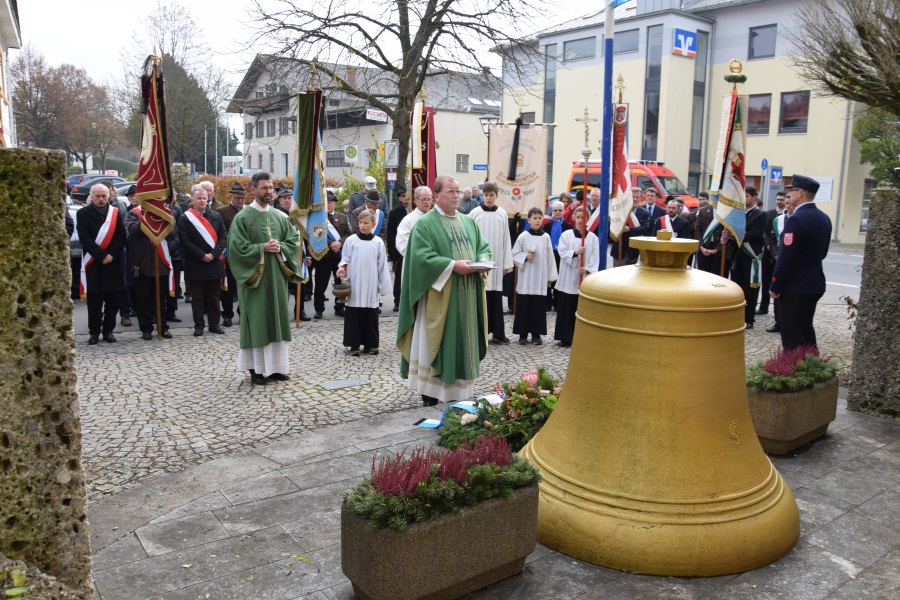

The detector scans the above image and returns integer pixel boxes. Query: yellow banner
[488,124,549,217]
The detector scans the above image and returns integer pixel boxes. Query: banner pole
[154,251,162,340]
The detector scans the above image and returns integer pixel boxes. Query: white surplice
[396,208,427,257]
[339,234,392,308]
[512,231,558,294]
[556,229,599,295]
[468,205,513,291]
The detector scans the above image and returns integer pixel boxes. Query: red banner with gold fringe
[135,57,174,245]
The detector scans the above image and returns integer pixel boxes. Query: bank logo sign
[673,28,697,58]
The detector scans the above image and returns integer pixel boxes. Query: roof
[682,0,765,11]
[227,54,501,116]
[537,0,638,38]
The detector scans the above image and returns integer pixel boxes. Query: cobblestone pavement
[76,304,853,500]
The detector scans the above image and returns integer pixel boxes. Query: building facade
[0,0,21,147]
[227,55,500,193]
[502,0,872,244]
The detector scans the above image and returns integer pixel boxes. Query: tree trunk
[391,102,412,189]
[847,187,900,419]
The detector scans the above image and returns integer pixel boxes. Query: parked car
[116,182,137,206]
[70,176,127,202]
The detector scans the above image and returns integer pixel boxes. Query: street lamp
[479,114,499,136]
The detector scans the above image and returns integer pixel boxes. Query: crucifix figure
[575,107,597,148]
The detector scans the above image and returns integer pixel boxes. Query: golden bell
[521,231,799,576]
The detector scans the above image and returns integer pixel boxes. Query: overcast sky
[15,0,597,134]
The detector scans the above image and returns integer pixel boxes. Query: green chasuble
[397,209,492,385]
[227,206,305,350]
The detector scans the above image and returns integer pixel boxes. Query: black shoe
[314,312,323,319]
[120,316,132,326]
[519,336,528,345]
[303,294,312,302]
[555,341,571,348]
[745,322,754,330]
[167,315,182,323]
[766,325,781,333]
[223,318,232,327]
[184,293,192,303]
[269,373,290,381]
[209,326,225,334]
[490,336,510,345]
[335,310,345,318]
[300,312,311,322]
[393,302,399,312]
[142,331,153,341]
[755,308,768,315]
[102,333,117,343]
[350,348,361,357]
[176,292,184,299]
[367,348,379,355]
[88,335,99,345]
[533,336,543,345]
[251,372,266,386]
[377,307,382,314]
[505,309,514,315]
[193,328,203,337]
[161,330,173,339]
[422,395,439,407]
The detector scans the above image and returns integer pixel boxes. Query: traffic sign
[770,167,783,183]
[388,181,395,189]
[761,158,768,171]
[344,145,358,164]
[384,139,400,168]
[386,171,397,182]
[473,164,488,171]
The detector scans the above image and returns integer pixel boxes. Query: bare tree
[792,0,900,117]
[248,0,548,184]
[11,44,64,149]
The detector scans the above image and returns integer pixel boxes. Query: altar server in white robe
[512,207,558,345]
[468,181,514,345]
[337,210,392,356]
[554,207,599,347]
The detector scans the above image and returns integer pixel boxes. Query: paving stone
[806,509,900,568]
[93,526,301,599]
[802,461,898,506]
[792,487,857,538]
[318,378,368,391]
[91,532,148,572]
[826,547,900,599]
[853,490,900,523]
[281,454,380,492]
[220,471,301,506]
[587,571,738,599]
[136,512,231,557]
[281,508,342,552]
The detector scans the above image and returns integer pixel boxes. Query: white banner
[488,124,549,217]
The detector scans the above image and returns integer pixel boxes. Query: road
[822,247,863,305]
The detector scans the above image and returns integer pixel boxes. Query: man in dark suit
[721,186,767,328]
[386,186,410,311]
[643,188,666,235]
[178,187,227,336]
[217,182,247,327]
[658,199,693,239]
[693,192,723,274]
[770,175,832,350]
[610,187,651,266]
[756,191,787,317]
[313,190,352,318]
[78,183,127,344]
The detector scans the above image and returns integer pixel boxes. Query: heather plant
[344,435,539,530]
[438,367,560,451]
[746,345,837,393]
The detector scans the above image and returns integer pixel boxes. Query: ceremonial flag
[290,90,329,260]
[135,56,174,245]
[709,91,748,245]
[411,101,436,190]
[607,103,633,241]
[488,121,549,217]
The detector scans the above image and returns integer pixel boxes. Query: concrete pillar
[848,187,900,419]
[0,148,94,595]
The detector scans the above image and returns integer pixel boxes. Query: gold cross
[615,74,626,104]
[574,107,597,148]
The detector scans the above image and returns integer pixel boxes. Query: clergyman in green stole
[397,175,492,406]
[227,172,305,382]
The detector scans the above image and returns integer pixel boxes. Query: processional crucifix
[574,107,598,281]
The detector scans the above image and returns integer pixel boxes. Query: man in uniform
[227,172,305,385]
[770,175,831,350]
[398,176,492,406]
[217,182,247,326]
[721,186,767,328]
[78,183,127,344]
[386,186,410,312]
[312,190,351,318]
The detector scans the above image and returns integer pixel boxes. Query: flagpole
[598,0,616,272]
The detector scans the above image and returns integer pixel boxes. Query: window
[748,94,772,135]
[245,123,253,140]
[636,176,654,191]
[860,179,875,233]
[749,25,776,60]
[521,112,536,124]
[328,98,340,107]
[255,90,264,98]
[245,155,251,168]
[615,29,639,54]
[282,154,289,178]
[642,91,660,160]
[563,37,595,62]
[268,152,274,173]
[326,150,349,168]
[646,25,663,79]
[267,119,276,137]
[779,91,810,134]
[279,117,288,135]
[545,43,558,92]
[456,154,469,172]
[257,153,262,169]
[256,121,264,138]
[693,31,709,83]
[367,148,378,166]
[289,118,297,134]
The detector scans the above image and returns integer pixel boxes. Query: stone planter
[747,378,839,455]
[341,484,538,600]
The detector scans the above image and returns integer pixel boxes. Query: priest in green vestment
[397,175,493,406]
[227,172,305,385]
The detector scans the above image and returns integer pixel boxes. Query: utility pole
[204,128,208,174]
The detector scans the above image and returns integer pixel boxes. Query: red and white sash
[628,212,641,229]
[79,206,119,298]
[134,207,176,297]
[659,215,677,237]
[185,208,227,291]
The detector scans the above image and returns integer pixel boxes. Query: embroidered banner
[608,104,633,241]
[709,91,748,246]
[410,101,436,191]
[488,122,549,217]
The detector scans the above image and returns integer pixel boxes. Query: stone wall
[0,149,94,595]
[848,188,900,420]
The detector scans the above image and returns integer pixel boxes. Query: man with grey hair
[348,176,387,213]
[77,183,127,344]
[199,180,223,211]
[396,185,433,257]
[398,176,492,406]
[458,187,478,214]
